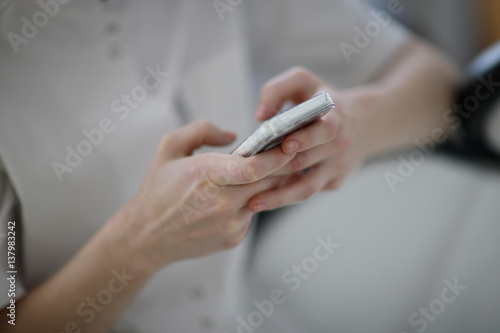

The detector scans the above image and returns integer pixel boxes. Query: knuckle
[212,195,232,214]
[290,66,310,79]
[187,164,202,180]
[334,158,347,173]
[205,164,227,187]
[291,153,308,173]
[221,160,239,183]
[300,185,317,201]
[221,229,247,249]
[261,81,276,94]
[224,221,240,234]
[235,229,248,244]
[159,133,174,150]
[323,183,334,191]
[296,131,313,148]
[184,180,210,210]
[326,179,343,191]
[336,134,351,152]
[324,119,337,141]
[240,161,259,183]
[192,194,226,221]
[273,151,290,170]
[222,239,240,250]
[224,227,249,249]
[330,181,343,190]
[195,119,211,131]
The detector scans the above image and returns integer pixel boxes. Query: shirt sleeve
[0,160,26,309]
[246,0,411,90]
[335,0,411,85]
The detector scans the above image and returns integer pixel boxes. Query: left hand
[248,67,372,212]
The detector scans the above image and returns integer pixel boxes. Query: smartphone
[231,92,335,157]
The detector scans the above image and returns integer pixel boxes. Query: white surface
[230,154,500,333]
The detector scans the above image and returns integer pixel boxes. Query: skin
[248,39,462,211]
[0,38,461,332]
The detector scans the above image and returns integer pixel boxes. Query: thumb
[163,120,236,158]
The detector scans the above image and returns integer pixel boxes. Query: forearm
[344,39,463,157]
[0,208,155,333]
[0,119,293,332]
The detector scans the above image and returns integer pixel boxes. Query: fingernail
[252,203,266,212]
[284,140,299,154]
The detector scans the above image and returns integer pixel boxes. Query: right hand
[110,120,295,273]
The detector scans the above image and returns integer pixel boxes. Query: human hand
[248,67,373,212]
[112,120,294,273]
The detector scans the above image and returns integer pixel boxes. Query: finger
[190,174,285,218]
[206,146,295,186]
[281,113,339,154]
[255,67,321,121]
[221,208,255,249]
[231,175,285,202]
[208,175,285,212]
[323,176,346,191]
[248,165,329,212]
[216,207,253,236]
[272,143,336,176]
[161,120,236,159]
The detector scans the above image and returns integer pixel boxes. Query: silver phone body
[231,92,335,157]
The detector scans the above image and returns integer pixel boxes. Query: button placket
[98,0,126,61]
[188,284,220,331]
[198,315,217,332]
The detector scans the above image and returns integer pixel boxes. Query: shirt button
[108,43,122,60]
[198,315,217,331]
[105,22,119,34]
[188,285,206,301]
[99,0,127,10]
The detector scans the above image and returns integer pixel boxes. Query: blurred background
[368,0,499,66]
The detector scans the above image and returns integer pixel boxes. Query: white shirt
[237,156,500,333]
[0,1,408,332]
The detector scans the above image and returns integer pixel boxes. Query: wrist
[96,201,163,279]
[342,86,387,158]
